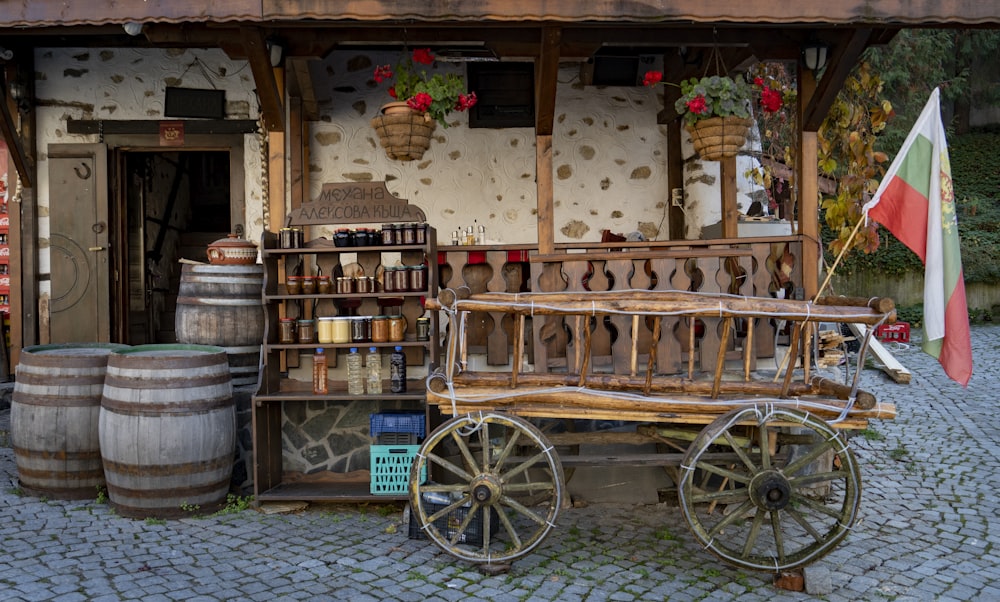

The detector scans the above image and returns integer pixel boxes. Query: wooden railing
[436,236,804,373]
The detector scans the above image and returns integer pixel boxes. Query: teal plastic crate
[370,444,426,495]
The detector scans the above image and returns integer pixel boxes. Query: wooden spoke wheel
[409,412,564,564]
[678,405,862,572]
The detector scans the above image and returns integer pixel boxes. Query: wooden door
[47,144,111,343]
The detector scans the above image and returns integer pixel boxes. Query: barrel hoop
[105,477,230,501]
[109,352,227,370]
[15,371,107,386]
[12,390,105,406]
[103,371,231,390]
[99,395,233,414]
[102,453,232,478]
[15,464,104,480]
[176,296,262,307]
[13,446,103,462]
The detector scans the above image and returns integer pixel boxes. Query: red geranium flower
[411,48,435,65]
[407,92,433,112]
[760,87,783,113]
[686,95,708,115]
[642,70,663,87]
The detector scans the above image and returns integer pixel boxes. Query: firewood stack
[817,328,854,367]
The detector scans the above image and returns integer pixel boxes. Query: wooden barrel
[11,343,130,500]
[99,344,235,518]
[174,263,263,386]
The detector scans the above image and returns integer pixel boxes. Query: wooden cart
[409,287,896,571]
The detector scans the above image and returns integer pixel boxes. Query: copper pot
[206,234,257,265]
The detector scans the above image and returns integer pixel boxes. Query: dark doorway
[121,150,232,344]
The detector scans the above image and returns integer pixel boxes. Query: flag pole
[812,214,867,301]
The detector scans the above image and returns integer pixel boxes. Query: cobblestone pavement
[2,326,999,601]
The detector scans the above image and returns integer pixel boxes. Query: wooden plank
[850,323,912,384]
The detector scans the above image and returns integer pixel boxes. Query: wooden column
[536,135,554,255]
[798,68,821,299]
[720,155,739,239]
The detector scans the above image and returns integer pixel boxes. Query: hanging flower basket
[685,116,752,161]
[370,102,438,161]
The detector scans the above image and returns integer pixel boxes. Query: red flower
[754,76,765,87]
[407,92,433,112]
[411,48,435,65]
[686,95,708,115]
[373,65,393,84]
[388,86,397,99]
[760,87,783,113]
[455,92,478,112]
[642,70,663,87]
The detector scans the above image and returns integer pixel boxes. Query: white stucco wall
[27,46,766,279]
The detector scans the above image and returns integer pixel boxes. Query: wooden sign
[159,121,184,146]
[286,181,426,226]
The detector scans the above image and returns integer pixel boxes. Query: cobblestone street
[2,326,999,601]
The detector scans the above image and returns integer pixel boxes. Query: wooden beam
[240,25,284,132]
[534,26,560,136]
[0,74,33,188]
[66,119,258,135]
[287,57,320,121]
[536,135,554,255]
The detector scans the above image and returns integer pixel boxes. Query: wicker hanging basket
[685,116,752,161]
[370,102,437,161]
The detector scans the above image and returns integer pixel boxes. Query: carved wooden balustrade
[436,236,803,375]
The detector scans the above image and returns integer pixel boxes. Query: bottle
[390,346,407,393]
[346,347,364,395]
[366,347,382,395]
[312,348,328,395]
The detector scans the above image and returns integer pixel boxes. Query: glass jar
[317,275,332,294]
[334,228,351,247]
[415,222,427,245]
[408,265,427,292]
[416,317,431,341]
[317,317,336,344]
[389,315,407,342]
[380,225,395,246]
[382,267,397,293]
[332,317,351,343]
[297,319,316,344]
[351,316,370,343]
[280,228,296,249]
[371,315,390,343]
[301,276,317,295]
[391,223,404,245]
[401,223,417,245]
[393,266,410,292]
[336,276,355,294]
[286,275,303,295]
[278,318,296,344]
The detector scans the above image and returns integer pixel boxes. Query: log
[426,289,893,325]
[426,382,894,421]
[435,370,877,408]
[815,295,895,315]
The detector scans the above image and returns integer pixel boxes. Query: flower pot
[686,116,752,161]
[371,102,438,161]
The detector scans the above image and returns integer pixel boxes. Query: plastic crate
[376,432,419,445]
[370,444,425,495]
[370,411,425,439]
[407,493,499,545]
[875,322,910,343]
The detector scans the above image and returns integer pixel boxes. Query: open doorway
[120,150,233,344]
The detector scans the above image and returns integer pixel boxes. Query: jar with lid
[280,227,297,249]
[333,228,351,247]
[392,266,410,292]
[382,267,397,293]
[317,275,332,294]
[415,222,427,245]
[278,317,297,344]
[401,223,417,245]
[300,276,317,295]
[380,225,395,246]
[416,317,431,341]
[317,317,336,344]
[371,315,389,343]
[391,223,404,245]
[408,265,427,292]
[297,319,316,344]
[351,316,371,343]
[389,315,407,342]
[332,316,351,343]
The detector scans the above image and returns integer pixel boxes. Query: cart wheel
[409,412,564,564]
[678,405,861,572]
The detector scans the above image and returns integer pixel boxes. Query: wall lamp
[266,38,285,67]
[802,40,829,73]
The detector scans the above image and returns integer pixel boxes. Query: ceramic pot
[206,234,257,265]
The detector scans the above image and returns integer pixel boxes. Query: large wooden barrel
[11,343,130,500]
[174,263,264,386]
[98,344,235,518]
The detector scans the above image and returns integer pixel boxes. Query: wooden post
[720,155,739,239]
[536,134,554,255]
[798,68,821,299]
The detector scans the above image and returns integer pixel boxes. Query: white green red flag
[862,87,972,386]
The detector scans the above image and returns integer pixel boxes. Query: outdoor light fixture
[802,40,829,73]
[266,38,285,67]
[123,21,144,37]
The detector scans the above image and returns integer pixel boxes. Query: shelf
[265,341,431,352]
[255,391,427,404]
[263,243,428,257]
[256,480,407,503]
[265,291,429,301]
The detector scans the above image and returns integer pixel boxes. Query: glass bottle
[346,347,364,395]
[366,347,382,395]
[390,346,407,393]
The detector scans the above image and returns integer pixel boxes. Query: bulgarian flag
[863,88,972,386]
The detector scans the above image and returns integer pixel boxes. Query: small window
[467,62,535,128]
